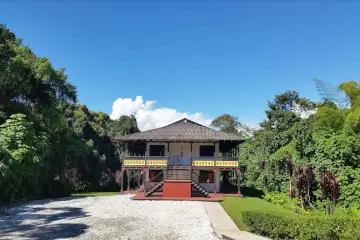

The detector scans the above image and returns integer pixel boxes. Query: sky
[2,1,360,130]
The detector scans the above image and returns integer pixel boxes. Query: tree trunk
[289,179,292,197]
[300,196,305,209]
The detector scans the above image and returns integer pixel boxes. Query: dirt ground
[0,194,219,240]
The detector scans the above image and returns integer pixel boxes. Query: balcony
[123,156,168,168]
[191,157,239,168]
[122,156,239,169]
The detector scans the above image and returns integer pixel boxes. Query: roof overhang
[113,138,245,143]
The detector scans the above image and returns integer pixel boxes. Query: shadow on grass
[240,187,264,198]
[0,197,89,239]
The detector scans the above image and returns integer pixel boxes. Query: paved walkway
[204,202,268,240]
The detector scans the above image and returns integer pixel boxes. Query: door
[169,143,191,166]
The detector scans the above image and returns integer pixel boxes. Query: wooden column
[127,170,130,192]
[141,168,145,187]
[121,168,124,194]
[213,169,217,194]
[237,168,241,196]
[137,169,141,188]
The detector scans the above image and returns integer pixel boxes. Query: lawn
[71,192,119,197]
[220,197,294,231]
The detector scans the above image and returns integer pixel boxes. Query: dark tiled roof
[114,118,243,142]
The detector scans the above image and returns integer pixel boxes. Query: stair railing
[190,169,210,196]
[144,170,164,193]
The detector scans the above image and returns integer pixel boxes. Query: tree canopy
[240,81,360,212]
[0,25,139,201]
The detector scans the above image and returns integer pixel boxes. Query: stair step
[191,180,210,198]
[145,181,164,197]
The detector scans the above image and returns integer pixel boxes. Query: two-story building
[114,118,244,199]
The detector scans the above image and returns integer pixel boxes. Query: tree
[260,90,315,131]
[294,164,307,209]
[0,114,47,200]
[0,25,76,124]
[211,114,251,138]
[314,78,349,107]
[211,114,241,134]
[286,156,294,197]
[303,163,315,205]
[318,172,340,215]
[107,114,140,138]
[339,81,360,108]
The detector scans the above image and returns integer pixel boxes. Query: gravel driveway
[0,194,219,240]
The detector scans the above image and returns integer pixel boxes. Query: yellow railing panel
[215,161,239,167]
[192,160,215,167]
[123,160,146,166]
[146,160,168,166]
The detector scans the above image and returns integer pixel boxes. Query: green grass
[71,192,119,197]
[220,197,294,231]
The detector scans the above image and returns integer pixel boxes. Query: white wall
[146,142,219,165]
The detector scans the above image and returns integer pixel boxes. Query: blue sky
[2,1,360,129]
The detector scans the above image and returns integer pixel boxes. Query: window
[149,145,165,156]
[199,145,215,157]
[199,170,214,183]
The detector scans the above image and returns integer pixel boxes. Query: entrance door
[169,143,191,166]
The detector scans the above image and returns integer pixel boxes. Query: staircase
[145,181,164,197]
[145,170,164,197]
[191,180,210,198]
[190,170,211,198]
[145,167,211,198]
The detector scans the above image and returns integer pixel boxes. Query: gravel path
[0,194,219,240]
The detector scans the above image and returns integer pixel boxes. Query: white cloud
[110,96,213,131]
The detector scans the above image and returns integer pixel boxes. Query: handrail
[145,170,164,183]
[191,169,209,189]
[144,170,164,192]
[123,156,169,160]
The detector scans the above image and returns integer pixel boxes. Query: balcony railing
[191,157,239,168]
[123,156,168,167]
[122,156,239,168]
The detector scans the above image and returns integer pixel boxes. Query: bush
[242,211,360,240]
[264,191,301,213]
[264,191,295,205]
[44,179,71,198]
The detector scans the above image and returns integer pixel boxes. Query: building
[113,118,244,199]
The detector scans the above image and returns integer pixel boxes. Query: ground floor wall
[144,168,220,193]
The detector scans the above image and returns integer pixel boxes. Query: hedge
[242,212,360,240]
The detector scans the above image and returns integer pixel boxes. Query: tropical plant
[318,172,340,215]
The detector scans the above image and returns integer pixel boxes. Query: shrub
[242,211,360,240]
[44,179,71,198]
[98,170,118,191]
[264,191,301,213]
[264,191,291,205]
[64,168,88,192]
